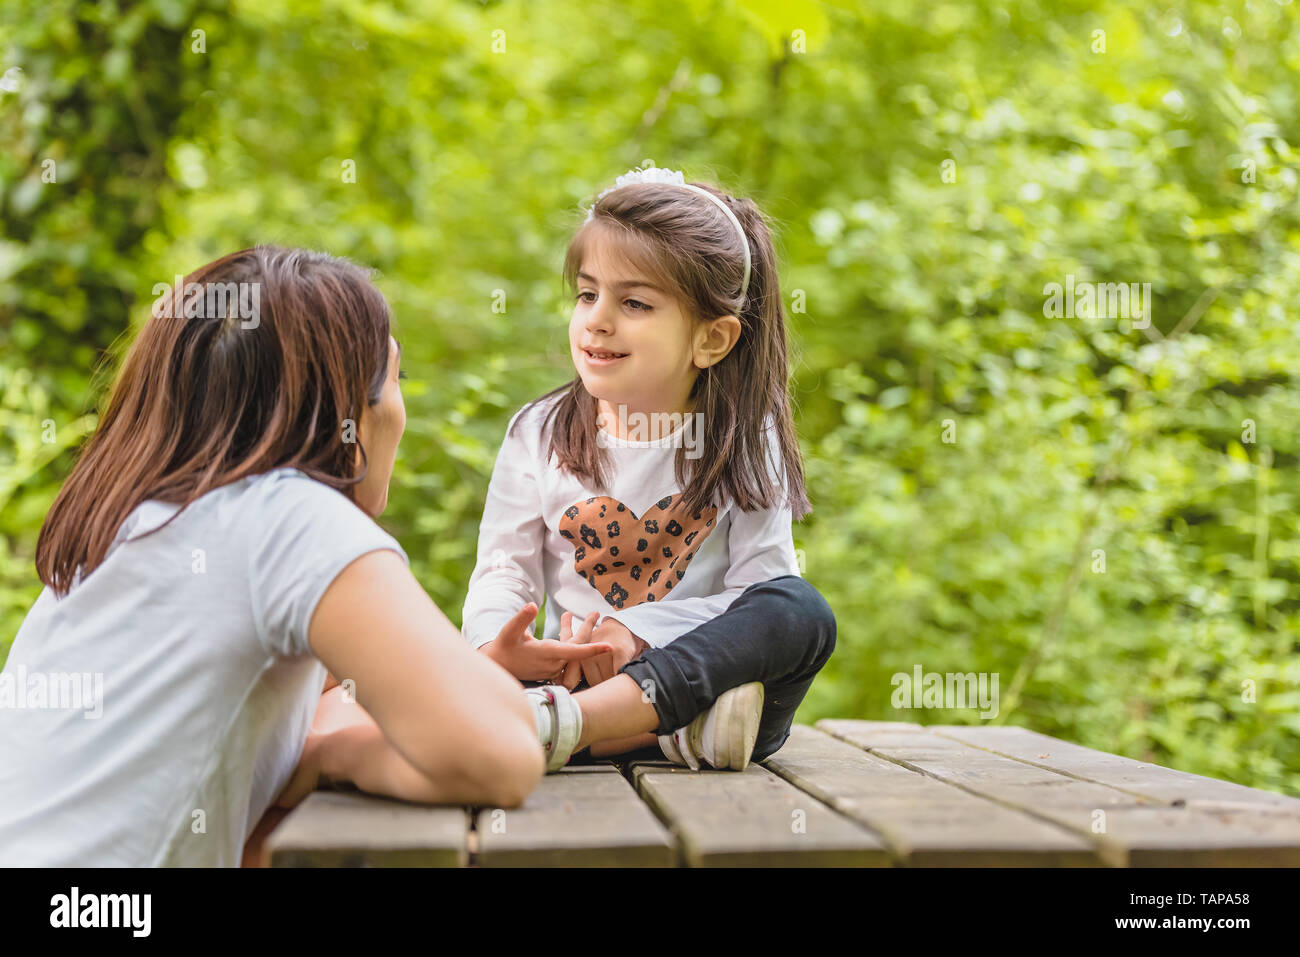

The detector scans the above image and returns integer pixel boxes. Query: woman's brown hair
[517,179,811,520]
[37,245,392,596]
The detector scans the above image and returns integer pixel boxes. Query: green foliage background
[2,0,1297,795]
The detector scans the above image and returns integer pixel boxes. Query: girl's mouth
[582,348,629,366]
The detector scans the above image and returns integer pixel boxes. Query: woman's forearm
[319,720,451,802]
[318,715,531,807]
[309,551,544,809]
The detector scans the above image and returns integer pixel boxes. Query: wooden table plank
[818,719,1300,866]
[927,723,1300,811]
[762,725,1101,866]
[474,764,675,867]
[630,759,890,867]
[267,788,468,867]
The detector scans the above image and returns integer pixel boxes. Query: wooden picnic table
[264,719,1300,867]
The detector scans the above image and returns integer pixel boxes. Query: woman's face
[356,335,405,516]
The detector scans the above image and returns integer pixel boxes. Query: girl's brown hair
[36,245,392,596]
[517,179,810,520]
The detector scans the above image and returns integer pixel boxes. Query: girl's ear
[693,315,742,369]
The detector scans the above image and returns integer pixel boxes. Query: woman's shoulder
[225,466,354,509]
[114,467,355,545]
[210,467,389,542]
[227,468,407,658]
[246,465,345,495]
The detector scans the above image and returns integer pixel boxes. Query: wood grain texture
[763,724,1101,866]
[818,719,1300,866]
[927,723,1300,811]
[261,720,1300,868]
[630,760,890,867]
[474,764,675,867]
[267,789,468,867]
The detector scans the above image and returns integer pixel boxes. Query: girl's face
[356,335,406,516]
[569,239,703,419]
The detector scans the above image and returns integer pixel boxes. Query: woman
[0,245,549,866]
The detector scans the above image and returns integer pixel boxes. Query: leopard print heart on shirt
[558,494,718,609]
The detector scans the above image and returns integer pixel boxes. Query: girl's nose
[585,297,616,333]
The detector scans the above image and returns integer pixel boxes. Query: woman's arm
[306,550,544,808]
[279,689,491,805]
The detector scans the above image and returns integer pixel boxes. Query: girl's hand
[483,603,613,681]
[557,610,602,689]
[577,617,650,687]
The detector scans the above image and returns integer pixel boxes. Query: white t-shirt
[461,394,801,650]
[0,467,407,867]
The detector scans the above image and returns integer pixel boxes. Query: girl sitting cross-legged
[463,166,838,771]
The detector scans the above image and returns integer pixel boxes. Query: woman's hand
[480,603,614,681]
[275,682,359,810]
[244,692,341,866]
[272,681,368,813]
[274,731,325,809]
[243,727,324,864]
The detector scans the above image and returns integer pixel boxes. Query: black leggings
[616,575,837,762]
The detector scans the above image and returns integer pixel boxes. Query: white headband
[585,164,751,300]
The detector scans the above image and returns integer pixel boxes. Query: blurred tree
[0,0,220,400]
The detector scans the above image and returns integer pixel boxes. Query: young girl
[0,246,545,866]
[463,167,837,771]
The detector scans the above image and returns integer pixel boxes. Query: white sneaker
[524,684,583,773]
[658,681,764,771]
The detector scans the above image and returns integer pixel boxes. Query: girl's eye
[576,291,597,303]
[625,299,651,311]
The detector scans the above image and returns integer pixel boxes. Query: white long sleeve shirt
[460,393,802,650]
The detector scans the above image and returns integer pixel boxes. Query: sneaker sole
[658,727,699,770]
[694,681,764,771]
